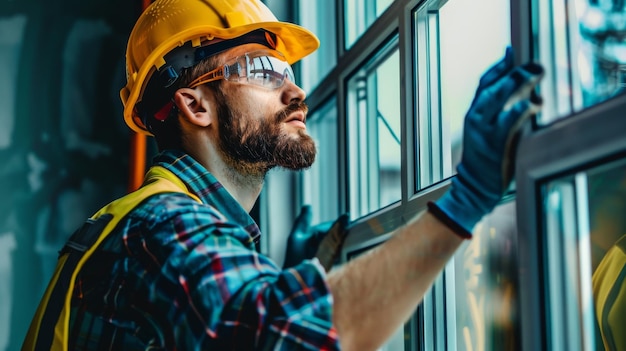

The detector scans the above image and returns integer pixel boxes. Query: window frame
[516,93,626,350]
[278,0,626,349]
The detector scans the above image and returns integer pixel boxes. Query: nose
[281,78,306,105]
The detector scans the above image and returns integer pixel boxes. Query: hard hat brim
[122,21,319,135]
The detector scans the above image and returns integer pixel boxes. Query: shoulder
[132,191,226,224]
[124,191,254,249]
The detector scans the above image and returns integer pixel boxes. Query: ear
[173,87,213,128]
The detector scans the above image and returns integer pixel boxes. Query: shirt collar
[152,149,261,246]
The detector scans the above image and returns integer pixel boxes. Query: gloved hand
[283,205,350,271]
[431,47,544,237]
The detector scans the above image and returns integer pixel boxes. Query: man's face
[212,85,317,176]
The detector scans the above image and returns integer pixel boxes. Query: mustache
[275,100,309,123]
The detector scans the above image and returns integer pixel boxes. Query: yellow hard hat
[120,0,320,135]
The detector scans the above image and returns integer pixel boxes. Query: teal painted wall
[0,1,142,349]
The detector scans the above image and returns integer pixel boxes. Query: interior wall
[0,1,139,349]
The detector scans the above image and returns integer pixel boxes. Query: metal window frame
[516,93,626,351]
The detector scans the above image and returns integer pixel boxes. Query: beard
[215,91,317,176]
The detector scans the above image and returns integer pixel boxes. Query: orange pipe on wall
[127,0,153,193]
[128,133,147,193]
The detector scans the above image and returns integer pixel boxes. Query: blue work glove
[431,47,544,238]
[283,205,350,271]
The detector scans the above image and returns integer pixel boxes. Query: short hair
[146,55,221,151]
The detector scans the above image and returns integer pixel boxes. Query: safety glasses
[188,50,295,89]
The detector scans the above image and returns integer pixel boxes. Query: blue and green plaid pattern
[68,150,339,350]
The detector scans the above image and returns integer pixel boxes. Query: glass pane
[587,160,626,351]
[344,0,394,49]
[297,0,337,93]
[413,0,510,190]
[535,0,626,125]
[542,157,626,351]
[302,98,340,224]
[451,200,522,350]
[347,39,401,219]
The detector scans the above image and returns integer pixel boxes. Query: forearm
[322,50,543,351]
[326,210,463,351]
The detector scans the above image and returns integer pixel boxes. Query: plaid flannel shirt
[68,150,339,350]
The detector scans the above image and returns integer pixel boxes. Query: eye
[250,69,283,85]
[225,62,246,80]
[284,68,295,82]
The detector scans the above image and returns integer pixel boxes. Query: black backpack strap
[58,214,113,257]
[35,214,113,351]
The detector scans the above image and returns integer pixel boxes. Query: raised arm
[326,47,544,351]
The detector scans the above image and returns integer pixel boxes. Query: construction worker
[23,0,544,349]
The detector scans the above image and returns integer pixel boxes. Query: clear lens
[224,50,295,88]
[188,50,295,89]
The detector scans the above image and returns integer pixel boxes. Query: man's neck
[215,162,265,212]
[186,146,265,213]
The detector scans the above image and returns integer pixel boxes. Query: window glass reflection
[297,0,337,93]
[578,0,626,106]
[413,0,510,190]
[347,40,401,219]
[542,157,626,350]
[344,0,394,49]
[452,200,521,350]
[587,159,626,351]
[535,0,626,125]
[302,98,340,224]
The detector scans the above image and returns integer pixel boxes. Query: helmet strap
[194,30,277,62]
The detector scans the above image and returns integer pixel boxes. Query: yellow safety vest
[22,166,201,351]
